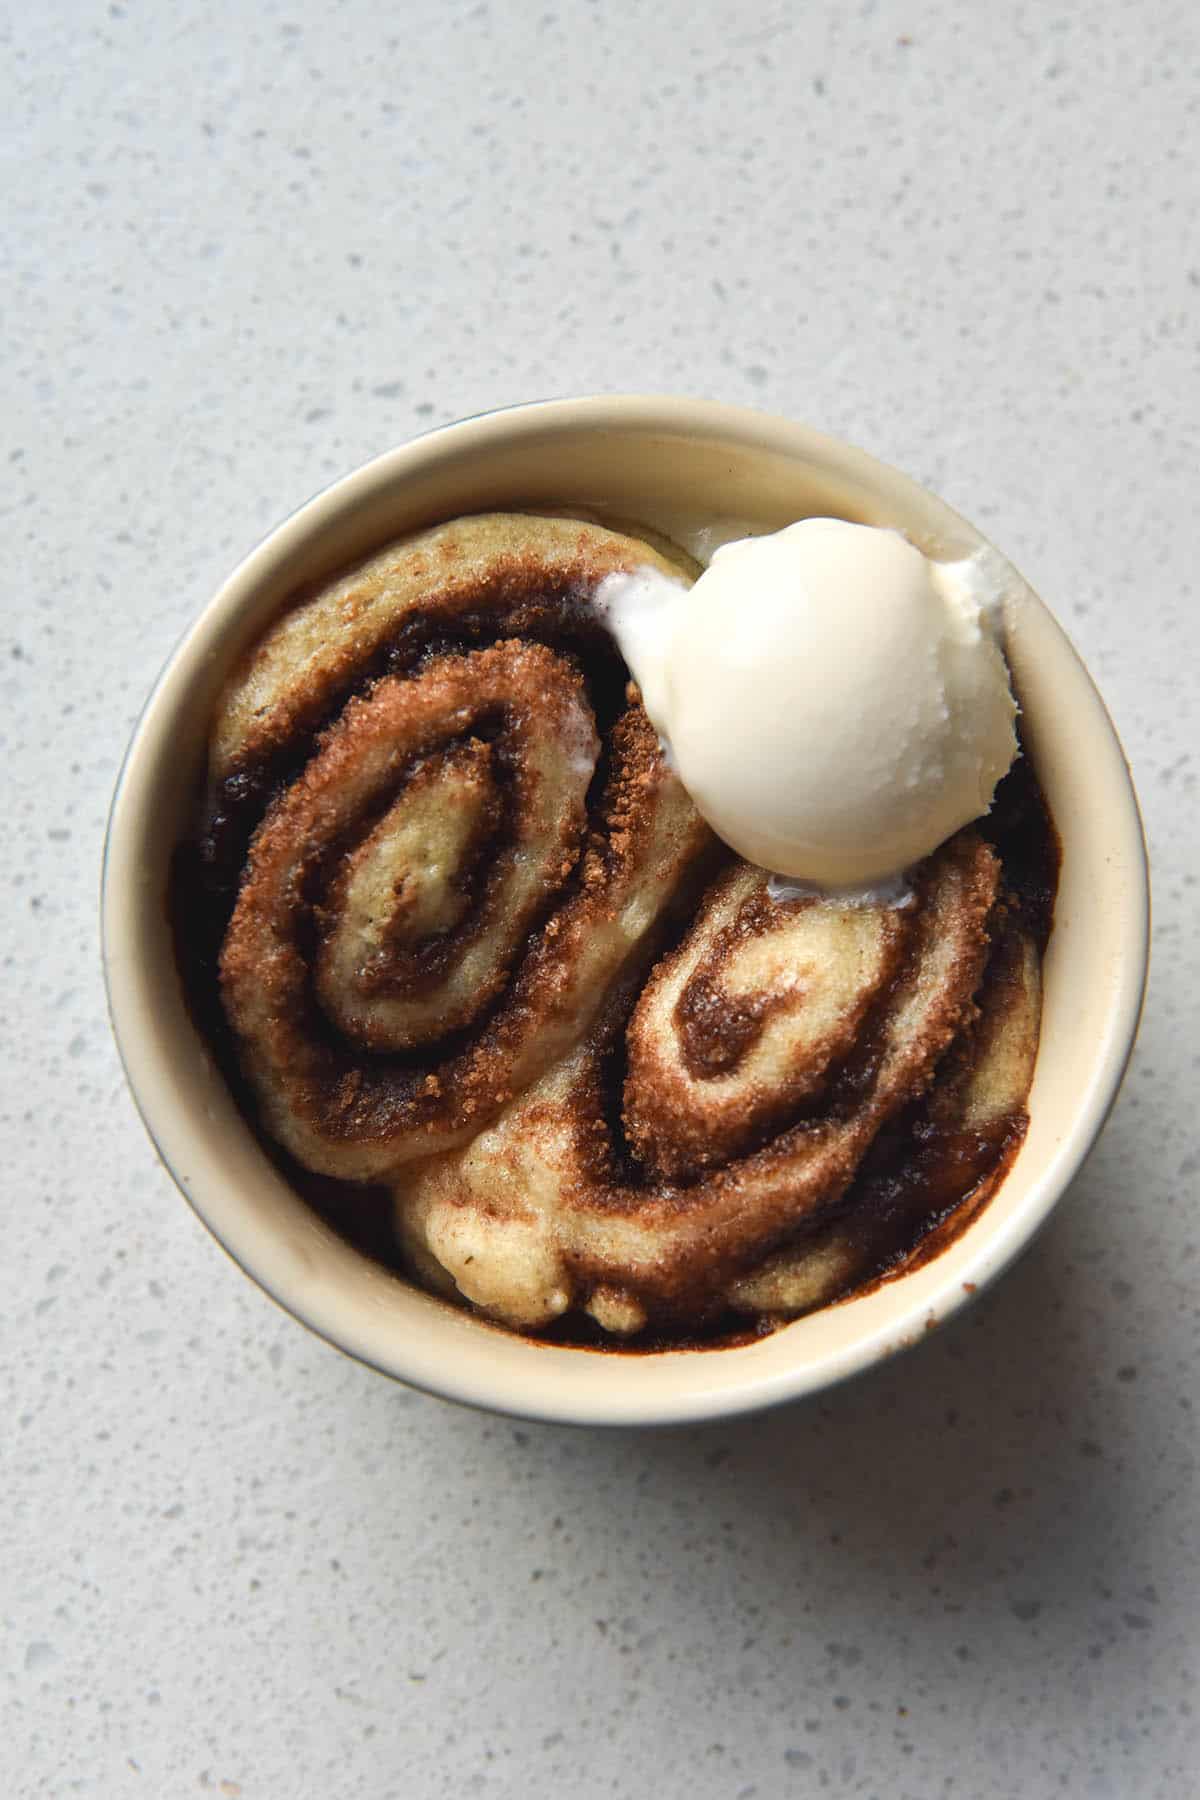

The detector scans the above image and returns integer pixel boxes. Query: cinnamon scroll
[191,512,1049,1341]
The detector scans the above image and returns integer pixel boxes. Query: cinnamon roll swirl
[182,511,1057,1342]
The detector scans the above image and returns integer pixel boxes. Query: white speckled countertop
[4,2,1197,1794]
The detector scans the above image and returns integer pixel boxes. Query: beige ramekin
[102,397,1149,1426]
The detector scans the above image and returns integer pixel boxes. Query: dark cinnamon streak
[677,962,791,1081]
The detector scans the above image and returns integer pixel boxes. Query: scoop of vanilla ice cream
[597,518,1018,889]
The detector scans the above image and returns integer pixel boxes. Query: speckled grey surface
[4,1,1196,1794]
